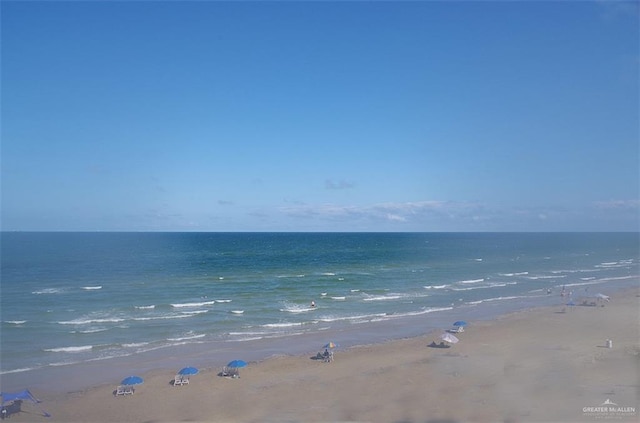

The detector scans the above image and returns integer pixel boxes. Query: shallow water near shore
[1,232,637,393]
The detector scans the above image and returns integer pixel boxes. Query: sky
[2,0,639,232]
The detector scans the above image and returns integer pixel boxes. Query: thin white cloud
[279,200,486,225]
[325,179,356,190]
[278,198,640,231]
[594,199,640,211]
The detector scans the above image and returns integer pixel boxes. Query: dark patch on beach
[428,341,451,349]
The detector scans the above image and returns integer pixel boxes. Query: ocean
[1,232,638,393]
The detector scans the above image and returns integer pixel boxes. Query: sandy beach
[5,287,639,423]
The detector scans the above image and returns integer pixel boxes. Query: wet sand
[6,287,639,423]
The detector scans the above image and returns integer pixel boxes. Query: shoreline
[3,280,634,396]
[5,285,639,422]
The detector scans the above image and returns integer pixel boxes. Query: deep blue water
[1,232,638,392]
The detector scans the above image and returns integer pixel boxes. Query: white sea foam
[229,331,273,337]
[318,313,388,323]
[346,306,454,324]
[32,288,64,295]
[0,367,38,375]
[171,300,216,308]
[558,275,635,289]
[215,299,232,303]
[280,305,317,313]
[330,296,346,300]
[228,336,264,342]
[135,305,155,310]
[5,320,27,325]
[368,306,454,321]
[459,278,485,284]
[488,282,518,288]
[406,306,453,315]
[82,286,102,290]
[132,314,192,321]
[44,345,93,353]
[598,275,636,282]
[451,281,518,292]
[500,272,529,277]
[122,342,149,348]
[167,334,206,342]
[75,328,108,334]
[451,284,495,292]
[424,285,448,289]
[362,294,403,302]
[466,295,524,305]
[180,309,209,315]
[49,361,76,367]
[263,322,304,328]
[228,330,307,343]
[526,275,562,280]
[58,317,126,325]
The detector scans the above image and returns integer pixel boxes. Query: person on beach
[311,300,316,308]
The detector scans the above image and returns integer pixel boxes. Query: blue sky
[2,1,638,232]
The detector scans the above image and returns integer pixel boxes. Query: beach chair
[222,366,240,378]
[174,375,184,386]
[180,376,189,385]
[124,386,134,395]
[116,385,127,396]
[222,366,237,377]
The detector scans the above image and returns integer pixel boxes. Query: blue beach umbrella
[121,376,144,386]
[178,366,199,376]
[227,360,247,368]
[453,321,467,327]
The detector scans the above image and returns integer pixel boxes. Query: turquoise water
[1,232,637,392]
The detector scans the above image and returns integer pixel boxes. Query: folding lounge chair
[116,385,127,396]
[174,375,184,386]
[222,366,239,378]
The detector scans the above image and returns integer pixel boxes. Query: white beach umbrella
[440,333,459,344]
